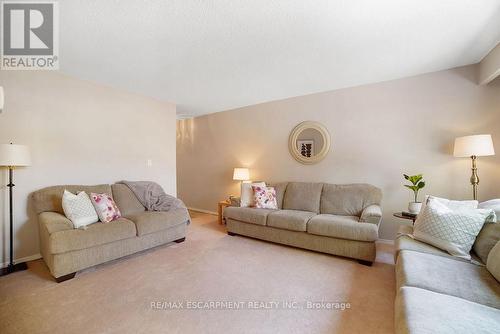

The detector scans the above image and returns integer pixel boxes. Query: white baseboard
[376,239,395,245]
[188,207,218,216]
[1,253,42,268]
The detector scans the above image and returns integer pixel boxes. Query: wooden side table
[393,212,417,225]
[218,200,231,225]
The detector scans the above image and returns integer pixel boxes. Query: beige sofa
[395,224,500,333]
[224,182,383,265]
[32,184,190,282]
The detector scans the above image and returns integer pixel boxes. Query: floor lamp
[0,143,31,276]
[453,134,495,200]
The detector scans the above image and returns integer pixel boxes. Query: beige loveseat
[224,182,383,265]
[32,184,190,282]
[395,224,500,333]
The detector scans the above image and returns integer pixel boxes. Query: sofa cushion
[396,250,500,309]
[111,184,145,217]
[48,217,137,254]
[473,222,500,264]
[396,225,452,256]
[394,225,483,264]
[267,210,316,232]
[395,286,500,334]
[320,183,382,216]
[126,208,190,236]
[307,214,378,242]
[32,184,112,215]
[282,182,323,213]
[487,241,500,282]
[268,182,288,209]
[224,207,275,226]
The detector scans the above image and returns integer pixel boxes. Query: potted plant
[403,174,426,214]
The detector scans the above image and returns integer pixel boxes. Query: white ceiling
[59,0,500,117]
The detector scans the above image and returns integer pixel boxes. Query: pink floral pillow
[90,193,121,223]
[252,186,278,209]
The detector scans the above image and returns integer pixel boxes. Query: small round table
[393,212,417,224]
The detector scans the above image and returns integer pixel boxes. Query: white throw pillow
[486,241,500,282]
[413,196,495,260]
[240,182,266,207]
[62,190,99,228]
[479,199,500,222]
[420,195,478,212]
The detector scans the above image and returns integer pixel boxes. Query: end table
[218,200,231,225]
[393,212,417,225]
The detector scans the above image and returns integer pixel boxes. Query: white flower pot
[408,202,422,214]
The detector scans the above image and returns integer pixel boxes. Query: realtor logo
[1,1,59,70]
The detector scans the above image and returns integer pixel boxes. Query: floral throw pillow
[90,193,122,223]
[252,185,278,209]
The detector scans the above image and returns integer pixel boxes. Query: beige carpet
[0,212,395,334]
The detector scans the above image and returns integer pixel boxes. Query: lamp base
[0,262,28,276]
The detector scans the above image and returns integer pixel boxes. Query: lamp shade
[0,144,31,166]
[233,167,249,181]
[453,135,495,158]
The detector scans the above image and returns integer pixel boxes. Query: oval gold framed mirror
[288,121,331,164]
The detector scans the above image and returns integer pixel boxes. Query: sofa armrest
[39,212,74,234]
[360,204,382,225]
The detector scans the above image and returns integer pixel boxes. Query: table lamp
[233,167,250,186]
[0,143,31,276]
[453,134,495,200]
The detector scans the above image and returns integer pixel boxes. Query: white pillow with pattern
[62,190,99,229]
[413,196,496,260]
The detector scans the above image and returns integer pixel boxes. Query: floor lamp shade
[453,135,495,157]
[0,144,31,166]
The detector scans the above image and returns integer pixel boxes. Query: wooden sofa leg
[55,272,76,283]
[227,231,236,236]
[358,260,373,266]
[174,237,186,243]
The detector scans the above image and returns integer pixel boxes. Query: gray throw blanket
[119,180,188,213]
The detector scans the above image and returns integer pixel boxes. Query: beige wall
[0,71,177,264]
[177,65,500,240]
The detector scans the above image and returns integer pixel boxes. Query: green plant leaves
[403,173,426,202]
